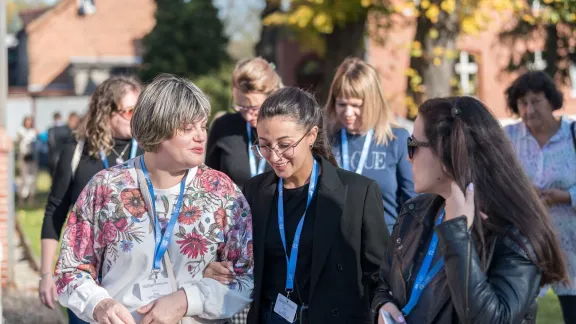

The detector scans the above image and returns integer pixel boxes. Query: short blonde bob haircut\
[325,57,395,145]
[132,73,210,153]
[232,57,283,95]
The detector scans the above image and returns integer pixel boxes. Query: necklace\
[111,143,130,165]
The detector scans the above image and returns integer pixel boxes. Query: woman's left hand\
[539,188,571,206]
[136,290,187,324]
[444,182,475,229]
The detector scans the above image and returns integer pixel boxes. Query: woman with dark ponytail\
[205,87,388,323]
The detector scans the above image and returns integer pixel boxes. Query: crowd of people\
[32,56,575,324]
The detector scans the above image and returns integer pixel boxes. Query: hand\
[539,188,570,206]
[39,274,58,309]
[378,303,406,324]
[203,261,235,284]
[444,182,475,229]
[93,298,136,324]
[137,290,187,324]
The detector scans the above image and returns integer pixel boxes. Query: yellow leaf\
[263,12,288,26]
[433,57,442,66]
[426,5,440,23]
[433,46,444,56]
[361,0,371,8]
[522,14,536,24]
[405,68,418,77]
[461,16,479,35]
[313,12,333,33]
[429,28,439,39]
[421,0,430,9]
[440,0,456,14]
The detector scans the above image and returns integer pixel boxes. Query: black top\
[243,156,389,324]
[47,124,74,174]
[262,183,317,305]
[205,112,270,187]
[41,138,143,240]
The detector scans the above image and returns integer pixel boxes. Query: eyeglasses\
[251,131,309,160]
[231,104,260,114]
[116,106,135,120]
[407,136,430,159]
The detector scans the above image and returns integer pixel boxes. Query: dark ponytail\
[258,87,338,166]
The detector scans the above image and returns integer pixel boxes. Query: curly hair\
[76,76,142,158]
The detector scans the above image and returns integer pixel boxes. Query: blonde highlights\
[232,57,282,95]
[76,76,141,158]
[325,57,395,145]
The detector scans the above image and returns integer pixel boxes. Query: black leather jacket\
[371,194,541,324]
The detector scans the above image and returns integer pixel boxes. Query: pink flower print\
[98,221,118,246]
[177,229,208,259]
[227,248,240,263]
[56,273,74,295]
[120,188,147,218]
[94,185,114,210]
[115,218,128,232]
[67,221,94,260]
[178,205,202,225]
[200,170,234,196]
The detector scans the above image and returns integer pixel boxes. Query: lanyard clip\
[151,269,160,282]
[285,289,293,301]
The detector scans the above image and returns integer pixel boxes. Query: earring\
[309,144,313,149]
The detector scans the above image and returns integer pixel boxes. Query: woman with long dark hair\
[372,96,568,324]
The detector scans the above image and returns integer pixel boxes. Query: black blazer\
[242,157,389,324]
[205,112,271,187]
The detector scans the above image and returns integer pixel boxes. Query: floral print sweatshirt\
[54,160,254,323]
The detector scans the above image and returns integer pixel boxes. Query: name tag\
[274,293,298,323]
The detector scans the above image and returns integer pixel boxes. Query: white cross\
[455,51,478,95]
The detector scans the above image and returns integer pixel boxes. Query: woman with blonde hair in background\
[325,57,415,234]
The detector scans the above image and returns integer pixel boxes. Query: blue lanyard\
[100,138,139,169]
[247,122,266,177]
[402,210,446,316]
[340,128,373,175]
[278,158,319,297]
[140,156,189,274]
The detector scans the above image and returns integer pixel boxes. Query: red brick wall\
[0,128,13,287]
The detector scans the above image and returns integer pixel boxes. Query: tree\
[139,0,229,82]
[499,0,576,85]
[263,0,524,118]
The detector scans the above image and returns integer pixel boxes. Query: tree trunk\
[319,13,368,103]
[408,0,460,107]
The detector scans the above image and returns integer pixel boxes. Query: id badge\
[274,293,298,323]
[137,273,172,302]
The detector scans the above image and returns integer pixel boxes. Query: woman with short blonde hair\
[206,57,282,187]
[55,74,253,324]
[326,57,415,233]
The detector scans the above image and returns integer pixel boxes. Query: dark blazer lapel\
[309,158,347,300]
[248,171,277,316]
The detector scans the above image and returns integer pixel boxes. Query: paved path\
[2,231,64,324]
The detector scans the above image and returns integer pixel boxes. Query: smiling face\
[156,119,208,169]
[256,116,317,180]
